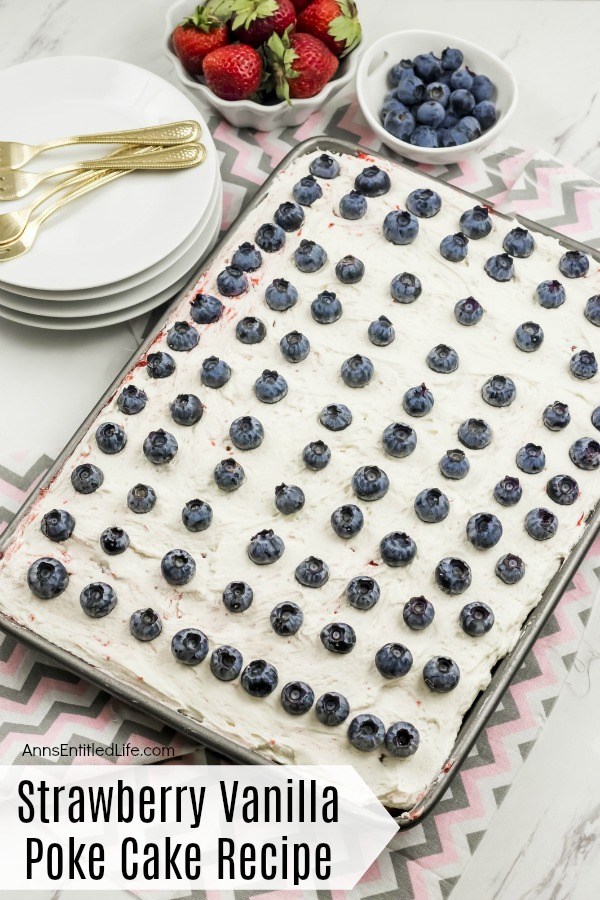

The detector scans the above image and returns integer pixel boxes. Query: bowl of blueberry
[356,29,518,163]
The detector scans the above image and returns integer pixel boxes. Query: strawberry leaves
[328,0,361,56]
[264,28,299,104]
[231,0,279,30]
[180,0,233,31]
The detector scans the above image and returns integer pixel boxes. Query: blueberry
[67,462,105,511]
[435,557,472,594]
[41,509,75,542]
[346,576,380,609]
[425,82,451,106]
[335,255,365,284]
[275,483,305,515]
[352,465,389,501]
[217,265,248,297]
[403,383,434,417]
[585,295,600,325]
[485,253,515,281]
[559,250,589,278]
[569,437,600,470]
[543,401,571,431]
[414,488,450,523]
[525,507,558,541]
[536,279,565,309]
[270,601,303,636]
[293,175,323,206]
[254,370,288,403]
[385,722,420,757]
[170,393,203,425]
[416,100,446,127]
[280,330,310,362]
[592,407,600,431]
[274,201,305,232]
[448,125,470,146]
[514,321,544,352]
[460,601,494,636]
[397,74,425,105]
[320,622,356,654]
[316,692,350,726]
[161,549,196,585]
[295,239,327,273]
[368,315,395,346]
[460,206,492,239]
[375,642,413,678]
[427,343,459,373]
[441,47,463,71]
[410,126,439,148]
[380,531,417,567]
[241,659,278,698]
[236,316,266,345]
[99,526,129,555]
[190,293,223,324]
[167,321,199,352]
[388,59,414,86]
[503,227,534,258]
[546,474,579,505]
[454,296,483,325]
[383,109,416,141]
[467,512,503,549]
[456,115,482,141]
[482,375,516,407]
[450,88,475,116]
[440,233,469,262]
[383,210,419,245]
[117,385,147,415]
[309,153,340,179]
[450,67,473,90]
[222,581,253,613]
[390,272,422,303]
[570,350,597,380]
[494,475,522,506]
[472,99,497,129]
[171,628,208,665]
[403,595,435,630]
[341,354,374,387]
[265,278,298,311]
[80,582,117,618]
[320,403,352,431]
[27,558,69,599]
[348,714,385,751]
[231,241,262,272]
[302,440,331,470]
[211,645,243,681]
[96,422,126,455]
[127,483,156,513]
[143,429,178,464]
[496,552,525,584]
[296,556,329,587]
[458,418,492,449]
[230,415,264,450]
[407,188,442,218]
[146,351,176,379]
[255,223,286,253]
[440,110,459,128]
[200,356,231,388]
[472,73,494,101]
[440,449,469,479]
[214,458,245,491]
[413,52,441,83]
[248,529,285,565]
[516,443,546,474]
[339,190,368,219]
[130,608,162,642]
[423,656,460,692]
[182,499,212,532]
[331,504,364,539]
[381,91,408,122]
[354,165,391,197]
[281,681,314,716]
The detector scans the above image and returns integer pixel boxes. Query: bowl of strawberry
[166,0,362,129]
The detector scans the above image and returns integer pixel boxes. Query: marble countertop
[1,1,599,898]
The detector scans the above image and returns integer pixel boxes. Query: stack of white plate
[0,57,222,330]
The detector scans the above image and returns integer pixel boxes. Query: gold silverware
[0,120,201,171]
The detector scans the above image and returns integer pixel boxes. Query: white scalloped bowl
[357,30,518,165]
[165,0,362,130]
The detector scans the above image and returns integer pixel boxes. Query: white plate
[0,201,222,331]
[0,183,223,317]
[0,56,217,292]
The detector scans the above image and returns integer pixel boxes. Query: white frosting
[0,150,598,809]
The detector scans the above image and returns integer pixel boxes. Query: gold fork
[0,120,201,170]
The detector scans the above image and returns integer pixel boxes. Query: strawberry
[203,43,264,100]
[172,3,230,76]
[290,0,313,11]
[265,28,338,100]
[297,0,361,57]
[230,0,296,48]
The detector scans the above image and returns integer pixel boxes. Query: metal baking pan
[1,136,598,829]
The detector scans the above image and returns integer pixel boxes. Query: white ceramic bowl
[357,30,518,165]
[164,0,361,130]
